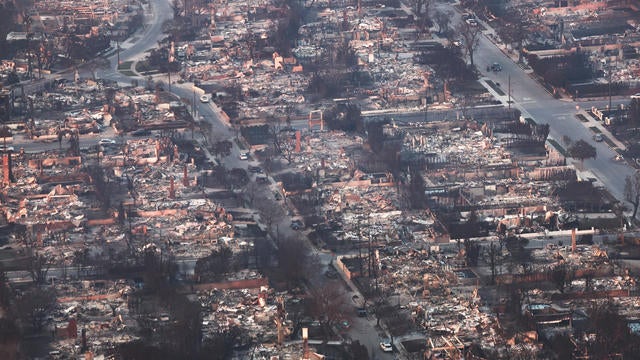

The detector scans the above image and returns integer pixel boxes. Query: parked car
[239,152,249,160]
[248,165,263,173]
[199,94,211,103]
[380,342,393,352]
[99,138,116,145]
[594,133,604,142]
[290,220,304,230]
[325,269,339,279]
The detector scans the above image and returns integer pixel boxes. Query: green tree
[210,140,232,159]
[568,139,596,166]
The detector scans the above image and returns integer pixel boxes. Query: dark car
[131,129,152,137]
[290,220,304,230]
[248,165,263,173]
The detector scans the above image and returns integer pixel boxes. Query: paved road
[96,0,173,83]
[436,2,636,204]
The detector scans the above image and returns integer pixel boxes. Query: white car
[199,94,211,103]
[239,152,249,160]
[99,138,116,145]
[380,342,393,352]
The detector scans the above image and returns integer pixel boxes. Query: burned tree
[624,171,640,219]
[497,8,529,63]
[255,197,286,235]
[456,21,481,67]
[276,236,318,287]
[308,282,350,338]
[195,246,233,282]
[27,251,54,285]
[433,9,452,35]
[15,287,57,332]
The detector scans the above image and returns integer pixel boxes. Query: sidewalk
[576,109,627,152]
[458,5,628,157]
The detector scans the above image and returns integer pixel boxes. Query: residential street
[436,1,637,205]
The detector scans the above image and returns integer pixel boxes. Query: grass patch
[547,138,568,157]
[589,126,602,134]
[576,114,589,122]
[119,69,136,76]
[485,79,506,96]
[117,61,133,71]
[603,137,616,149]
[135,60,152,73]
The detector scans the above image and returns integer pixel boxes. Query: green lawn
[485,79,506,96]
[117,61,133,70]
[576,114,589,123]
[119,69,137,76]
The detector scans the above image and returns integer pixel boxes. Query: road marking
[519,100,537,105]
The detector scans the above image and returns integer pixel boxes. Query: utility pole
[192,88,196,118]
[424,71,430,122]
[508,75,511,110]
[608,62,612,113]
[358,220,363,276]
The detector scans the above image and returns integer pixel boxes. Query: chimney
[302,327,309,360]
[169,177,175,199]
[2,153,8,185]
[443,80,448,102]
[571,228,577,253]
[295,130,301,153]
[183,165,189,187]
[81,328,87,353]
